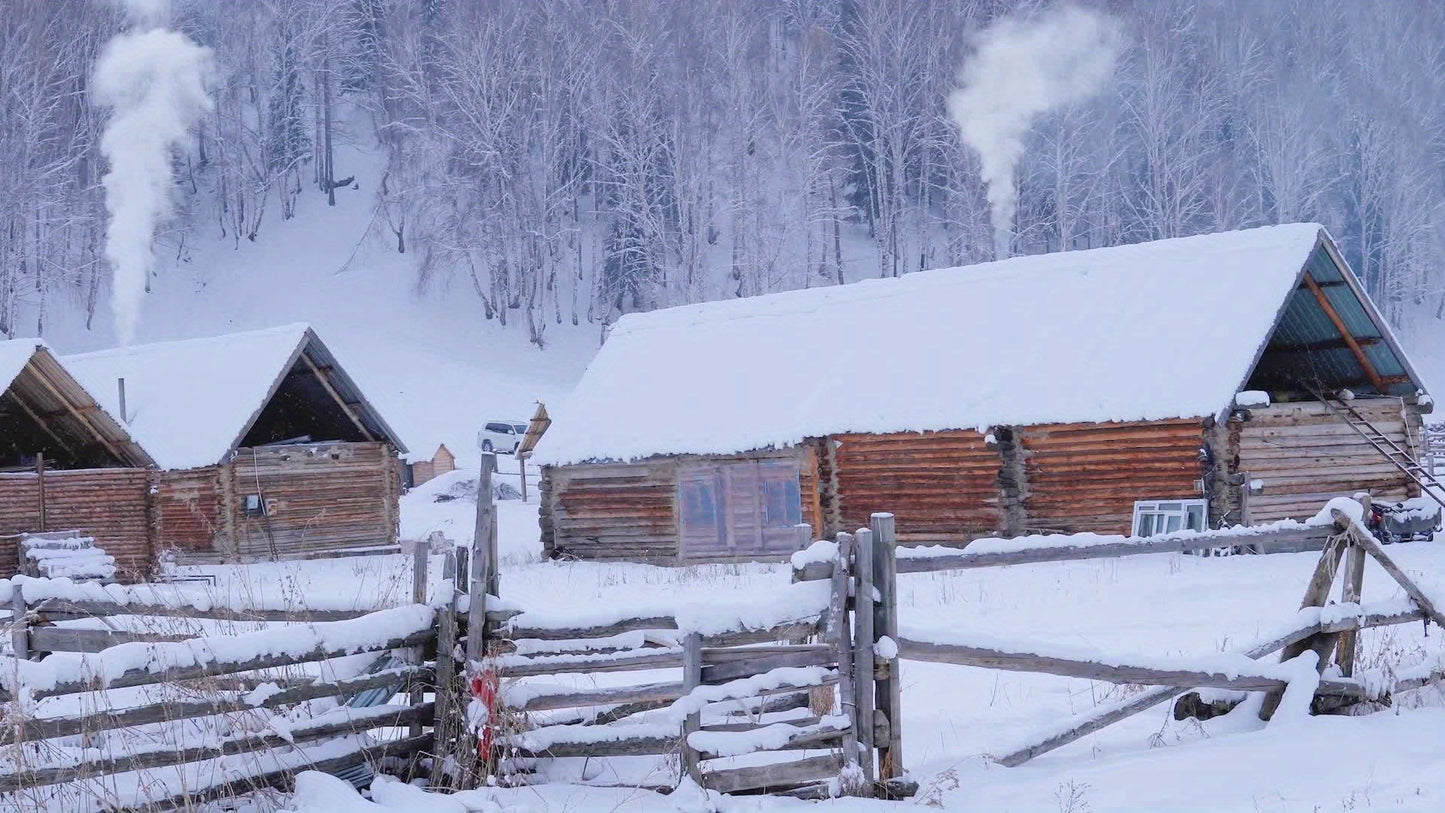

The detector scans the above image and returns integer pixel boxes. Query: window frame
[1131,498,1207,537]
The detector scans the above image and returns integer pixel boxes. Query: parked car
[479,421,528,454]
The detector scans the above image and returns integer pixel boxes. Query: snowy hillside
[37,135,598,464]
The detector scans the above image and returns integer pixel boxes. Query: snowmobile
[1365,497,1441,544]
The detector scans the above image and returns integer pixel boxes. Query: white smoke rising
[92,1,212,345]
[946,4,1123,259]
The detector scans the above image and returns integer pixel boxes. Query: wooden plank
[21,628,433,701]
[27,626,194,653]
[702,648,835,684]
[509,672,839,713]
[1349,518,1445,629]
[505,615,678,640]
[993,613,1323,768]
[894,526,1332,575]
[0,703,433,792]
[693,720,846,760]
[411,540,429,738]
[30,597,371,624]
[510,732,680,759]
[852,527,876,783]
[871,513,903,781]
[895,637,1367,697]
[703,753,845,795]
[21,665,429,741]
[499,649,684,678]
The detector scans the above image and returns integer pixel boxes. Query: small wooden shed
[0,339,155,577]
[535,224,1432,563]
[65,324,408,560]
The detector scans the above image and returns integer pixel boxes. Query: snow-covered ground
[169,474,1442,812]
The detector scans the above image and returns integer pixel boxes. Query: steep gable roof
[0,339,153,468]
[64,324,407,470]
[536,224,1424,466]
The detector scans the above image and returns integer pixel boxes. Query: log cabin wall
[543,446,823,563]
[544,458,682,562]
[1232,399,1423,523]
[0,468,155,579]
[831,429,1002,543]
[1015,419,1206,536]
[223,441,399,558]
[155,468,224,553]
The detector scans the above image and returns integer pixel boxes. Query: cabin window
[1131,499,1206,537]
[762,478,802,527]
[681,481,718,527]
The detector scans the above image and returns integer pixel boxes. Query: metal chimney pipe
[117,378,127,424]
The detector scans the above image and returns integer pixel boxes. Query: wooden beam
[299,352,376,442]
[897,636,1368,696]
[1301,273,1386,392]
[25,362,129,464]
[2,389,78,459]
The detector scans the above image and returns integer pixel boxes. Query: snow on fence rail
[793,498,1445,772]
[791,515,1340,582]
[1,570,442,810]
[478,570,865,799]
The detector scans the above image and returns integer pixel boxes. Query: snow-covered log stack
[18,532,115,582]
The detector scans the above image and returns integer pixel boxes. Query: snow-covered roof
[0,338,154,467]
[0,338,44,396]
[64,324,406,470]
[537,224,1410,466]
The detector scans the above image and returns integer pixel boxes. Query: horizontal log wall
[156,469,223,553]
[225,441,399,557]
[832,430,1002,542]
[544,447,823,563]
[1234,399,1422,523]
[545,458,681,561]
[0,468,154,579]
[1017,419,1205,536]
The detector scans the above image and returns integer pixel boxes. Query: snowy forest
[4,0,1445,350]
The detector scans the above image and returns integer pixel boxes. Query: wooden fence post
[467,453,496,662]
[36,453,46,533]
[870,513,903,785]
[1259,526,1346,720]
[11,584,28,661]
[432,549,461,788]
[852,527,876,784]
[410,540,429,738]
[828,531,864,794]
[1335,495,1370,676]
[682,631,703,786]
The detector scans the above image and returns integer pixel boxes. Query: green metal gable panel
[1245,244,1419,397]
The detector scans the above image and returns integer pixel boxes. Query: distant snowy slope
[37,138,597,463]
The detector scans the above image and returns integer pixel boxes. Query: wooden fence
[1,551,442,810]
[793,500,1445,769]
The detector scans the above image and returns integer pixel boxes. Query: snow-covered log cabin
[64,325,408,561]
[534,224,1432,563]
[0,340,155,577]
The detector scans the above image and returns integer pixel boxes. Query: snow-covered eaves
[0,338,153,468]
[63,324,406,471]
[537,224,1343,466]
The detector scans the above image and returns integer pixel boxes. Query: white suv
[478,421,528,454]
